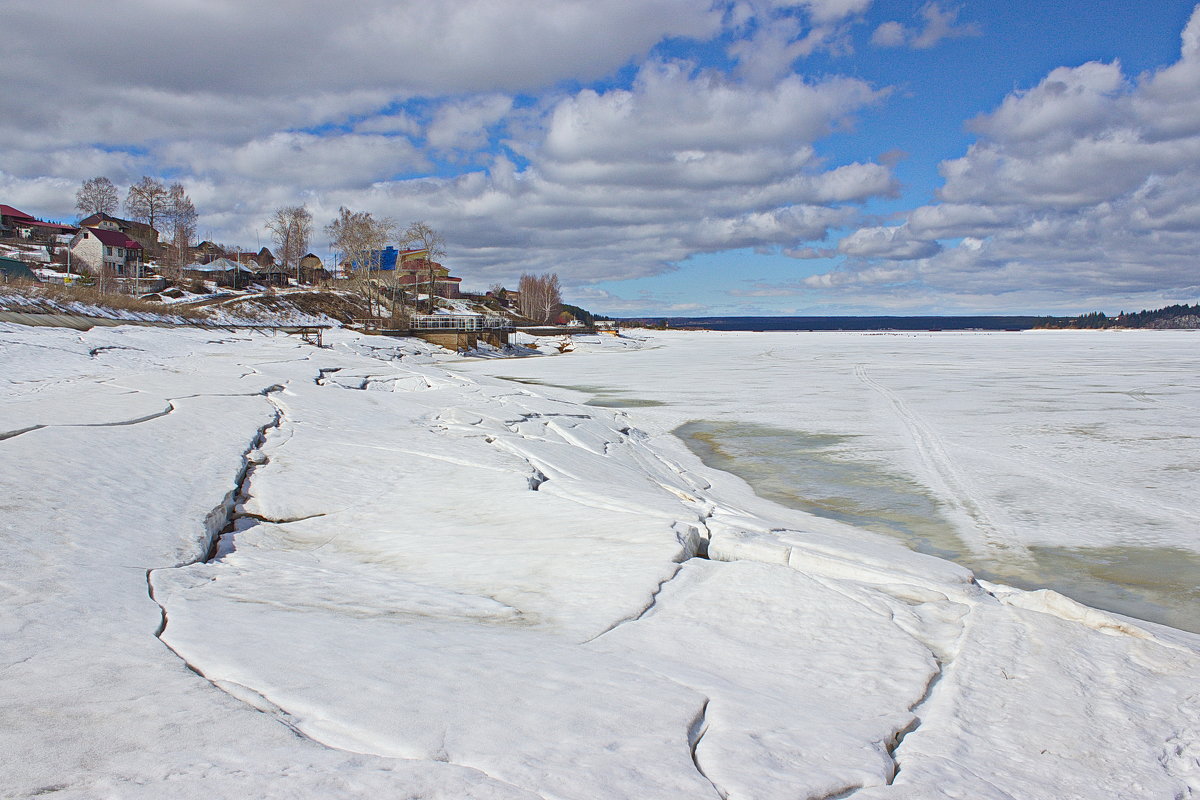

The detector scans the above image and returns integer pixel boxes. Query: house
[181,257,255,288]
[343,245,463,298]
[78,213,160,253]
[400,270,462,299]
[298,253,329,283]
[191,240,225,262]
[68,227,145,277]
[1,205,77,242]
[254,261,291,287]
[391,248,462,298]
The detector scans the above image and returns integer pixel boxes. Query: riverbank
[3,323,1199,799]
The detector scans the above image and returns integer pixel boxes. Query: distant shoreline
[616,315,1057,331]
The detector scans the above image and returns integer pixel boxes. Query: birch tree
[326,207,396,317]
[164,183,197,268]
[266,205,313,282]
[402,221,447,313]
[518,272,562,323]
[75,176,119,219]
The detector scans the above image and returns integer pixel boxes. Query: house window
[105,246,113,256]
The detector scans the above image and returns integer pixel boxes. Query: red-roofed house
[1,205,78,242]
[394,249,462,298]
[69,227,145,277]
[78,212,160,253]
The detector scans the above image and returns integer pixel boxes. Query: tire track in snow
[854,364,1024,559]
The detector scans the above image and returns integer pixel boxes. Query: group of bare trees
[321,209,452,319]
[74,176,197,266]
[518,273,562,323]
[266,206,313,282]
[324,207,397,317]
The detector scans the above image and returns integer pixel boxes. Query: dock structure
[353,314,514,350]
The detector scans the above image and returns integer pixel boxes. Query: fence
[410,314,513,331]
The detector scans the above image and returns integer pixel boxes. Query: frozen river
[462,329,1200,631]
[6,322,1200,798]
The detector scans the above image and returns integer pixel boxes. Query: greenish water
[497,376,664,408]
[678,420,1200,633]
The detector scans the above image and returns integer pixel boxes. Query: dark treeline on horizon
[616,315,1062,332]
[620,303,1200,331]
[1038,304,1200,330]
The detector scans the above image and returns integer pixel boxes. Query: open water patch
[496,376,664,408]
[677,420,966,559]
[984,545,1200,634]
[678,419,1200,633]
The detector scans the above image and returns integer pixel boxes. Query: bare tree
[125,176,169,233]
[539,272,562,323]
[93,260,117,295]
[266,206,312,283]
[164,183,197,271]
[518,272,562,323]
[326,207,396,317]
[402,221,447,313]
[75,176,119,219]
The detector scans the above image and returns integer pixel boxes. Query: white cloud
[871,2,979,50]
[823,5,1200,310]
[426,95,516,155]
[837,225,941,259]
[725,0,872,82]
[1,0,899,294]
[163,133,428,190]
[870,21,907,47]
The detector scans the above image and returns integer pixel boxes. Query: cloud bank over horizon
[4,0,1199,315]
[809,6,1200,313]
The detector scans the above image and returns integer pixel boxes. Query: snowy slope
[1,323,1198,799]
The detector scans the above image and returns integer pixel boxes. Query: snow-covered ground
[2,323,1198,799]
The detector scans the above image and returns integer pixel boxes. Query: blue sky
[4,1,1200,316]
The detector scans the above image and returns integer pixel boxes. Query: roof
[184,257,254,273]
[0,205,76,231]
[0,256,37,280]
[1,205,35,220]
[82,227,142,249]
[79,212,138,228]
[22,219,77,232]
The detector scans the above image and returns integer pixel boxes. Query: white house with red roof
[68,226,145,277]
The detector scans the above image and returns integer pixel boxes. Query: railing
[410,314,513,331]
[352,317,388,331]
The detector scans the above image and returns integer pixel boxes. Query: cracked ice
[1,322,1198,799]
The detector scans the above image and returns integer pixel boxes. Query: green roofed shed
[0,256,36,282]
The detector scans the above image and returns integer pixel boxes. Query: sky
[3,0,1199,317]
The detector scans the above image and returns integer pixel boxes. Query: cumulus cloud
[837,225,942,259]
[871,2,979,50]
[2,0,900,296]
[426,95,516,156]
[0,0,722,171]
[823,5,1200,310]
[724,0,874,83]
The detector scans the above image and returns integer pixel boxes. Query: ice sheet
[459,329,1200,628]
[3,323,1199,799]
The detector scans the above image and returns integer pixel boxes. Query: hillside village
[1,187,601,340]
